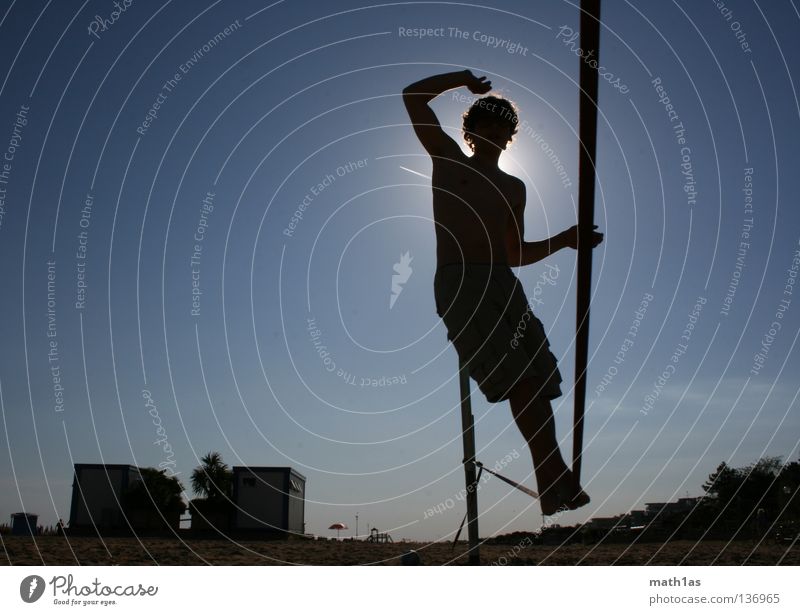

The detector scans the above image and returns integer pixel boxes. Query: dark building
[68,464,142,532]
[230,466,306,535]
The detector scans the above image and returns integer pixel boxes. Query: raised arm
[506,181,603,266]
[402,70,491,156]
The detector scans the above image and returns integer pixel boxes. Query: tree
[122,468,186,530]
[189,452,234,531]
[738,456,782,514]
[190,451,233,502]
[777,458,800,523]
[702,462,740,504]
[700,457,786,538]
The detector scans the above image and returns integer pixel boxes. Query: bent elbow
[401,89,413,110]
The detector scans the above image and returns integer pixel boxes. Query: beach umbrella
[328,522,348,539]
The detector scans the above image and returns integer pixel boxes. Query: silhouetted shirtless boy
[403,70,603,515]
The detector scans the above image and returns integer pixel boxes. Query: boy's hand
[561,225,604,250]
[464,70,492,94]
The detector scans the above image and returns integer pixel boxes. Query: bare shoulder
[504,174,526,205]
[432,145,467,164]
[507,174,525,191]
[430,146,468,179]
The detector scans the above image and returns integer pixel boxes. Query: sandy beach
[2,536,795,566]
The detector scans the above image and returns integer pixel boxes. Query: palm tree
[191,451,232,502]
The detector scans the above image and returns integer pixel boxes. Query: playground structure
[367,527,393,543]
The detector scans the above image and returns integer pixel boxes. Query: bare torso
[431,151,522,266]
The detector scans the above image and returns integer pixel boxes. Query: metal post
[573,0,601,488]
[458,358,480,565]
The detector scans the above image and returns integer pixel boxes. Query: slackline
[451,462,539,552]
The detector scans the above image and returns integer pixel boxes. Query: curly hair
[461,96,519,151]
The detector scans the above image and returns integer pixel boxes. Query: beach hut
[68,463,142,532]
[10,512,38,535]
[231,466,305,535]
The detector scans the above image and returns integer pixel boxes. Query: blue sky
[0,0,798,541]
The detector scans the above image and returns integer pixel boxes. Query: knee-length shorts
[434,263,563,404]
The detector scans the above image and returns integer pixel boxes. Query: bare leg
[508,377,589,515]
[508,377,567,486]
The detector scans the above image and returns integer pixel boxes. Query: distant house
[231,467,305,535]
[644,502,669,517]
[587,515,625,530]
[69,464,142,532]
[626,509,647,528]
[675,496,701,511]
[645,498,701,522]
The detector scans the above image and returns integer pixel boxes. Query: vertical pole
[573,0,602,488]
[458,358,480,565]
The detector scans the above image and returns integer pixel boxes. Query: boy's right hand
[561,225,604,250]
[465,70,492,94]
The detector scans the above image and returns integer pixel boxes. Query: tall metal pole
[458,358,480,565]
[573,0,601,488]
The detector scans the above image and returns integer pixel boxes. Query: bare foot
[565,479,591,511]
[539,470,590,516]
[539,486,566,516]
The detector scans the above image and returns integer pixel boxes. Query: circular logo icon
[20,575,46,603]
